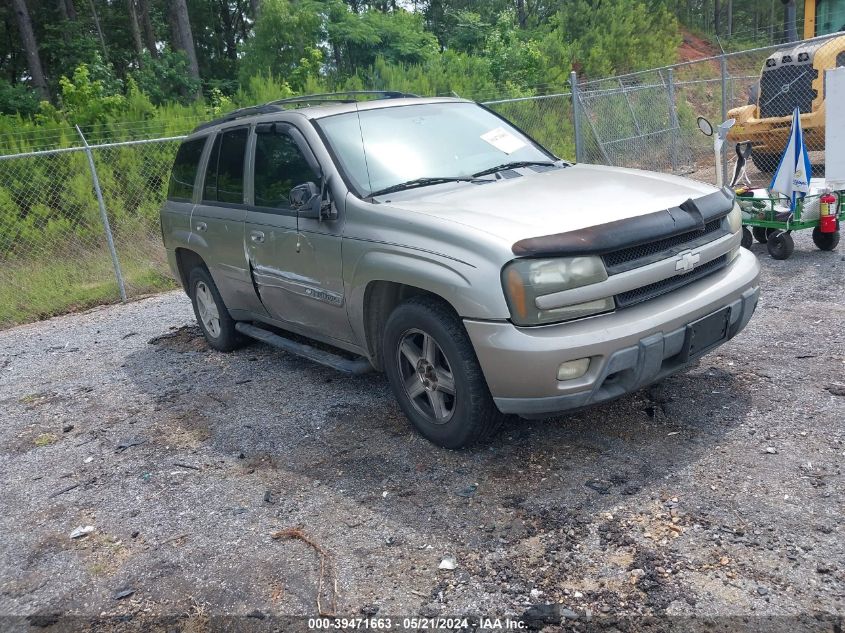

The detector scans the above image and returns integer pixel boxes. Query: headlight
[502,256,614,326]
[727,201,742,261]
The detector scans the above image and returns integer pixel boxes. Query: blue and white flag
[769,106,812,211]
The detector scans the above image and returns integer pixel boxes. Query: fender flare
[346,248,484,351]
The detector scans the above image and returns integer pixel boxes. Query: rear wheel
[188,267,242,351]
[383,296,505,448]
[752,227,769,243]
[766,230,794,260]
[812,228,840,251]
[741,227,753,249]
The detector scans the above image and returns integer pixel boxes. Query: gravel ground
[1,231,844,632]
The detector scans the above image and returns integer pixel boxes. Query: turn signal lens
[506,267,528,320]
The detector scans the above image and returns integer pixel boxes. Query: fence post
[75,125,127,302]
[720,55,729,186]
[667,67,679,173]
[570,71,584,163]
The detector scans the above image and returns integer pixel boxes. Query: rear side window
[253,132,319,210]
[168,137,206,201]
[202,127,249,204]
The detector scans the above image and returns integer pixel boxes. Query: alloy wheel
[397,328,456,424]
[195,281,221,338]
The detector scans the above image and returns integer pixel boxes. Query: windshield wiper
[369,177,482,197]
[472,160,559,177]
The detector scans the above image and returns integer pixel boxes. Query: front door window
[254,132,319,211]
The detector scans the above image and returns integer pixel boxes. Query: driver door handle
[250,230,265,244]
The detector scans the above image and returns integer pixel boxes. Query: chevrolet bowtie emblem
[675,250,701,272]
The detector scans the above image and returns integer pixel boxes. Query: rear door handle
[250,230,265,243]
[195,221,207,232]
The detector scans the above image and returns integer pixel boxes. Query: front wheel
[767,230,794,260]
[812,228,840,251]
[383,296,505,448]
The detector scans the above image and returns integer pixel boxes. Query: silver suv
[161,92,760,448]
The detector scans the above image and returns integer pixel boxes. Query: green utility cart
[736,191,843,260]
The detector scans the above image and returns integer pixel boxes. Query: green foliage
[52,63,127,125]
[437,9,492,53]
[543,0,680,81]
[130,51,203,105]
[484,11,545,92]
[0,0,689,327]
[238,0,325,90]
[0,82,40,118]
[353,52,498,99]
[3,0,686,118]
[344,8,440,67]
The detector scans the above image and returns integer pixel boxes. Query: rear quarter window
[168,137,207,201]
[202,127,249,204]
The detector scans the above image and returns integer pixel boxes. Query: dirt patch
[678,29,721,64]
[148,325,208,353]
[0,240,843,626]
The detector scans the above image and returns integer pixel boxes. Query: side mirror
[717,118,736,140]
[289,181,321,219]
[697,116,714,137]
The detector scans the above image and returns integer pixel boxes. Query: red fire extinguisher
[819,192,838,233]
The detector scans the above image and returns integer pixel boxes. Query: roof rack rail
[268,90,418,107]
[191,90,420,133]
[192,103,284,132]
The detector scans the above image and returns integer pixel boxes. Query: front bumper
[464,248,760,417]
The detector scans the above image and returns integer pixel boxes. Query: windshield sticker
[480,127,526,154]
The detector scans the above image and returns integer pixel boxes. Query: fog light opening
[557,358,590,381]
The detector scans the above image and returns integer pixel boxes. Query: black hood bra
[511,187,735,257]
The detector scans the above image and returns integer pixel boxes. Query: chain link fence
[484,93,576,163]
[490,30,844,188]
[0,135,185,327]
[2,31,843,327]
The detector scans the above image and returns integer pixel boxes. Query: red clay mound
[678,29,721,63]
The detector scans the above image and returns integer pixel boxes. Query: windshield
[816,0,845,35]
[314,102,555,197]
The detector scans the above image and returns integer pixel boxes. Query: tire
[383,296,506,449]
[752,152,779,174]
[752,227,768,243]
[766,230,795,260]
[188,266,242,352]
[741,226,753,249]
[812,228,840,251]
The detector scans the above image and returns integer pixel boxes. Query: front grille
[615,256,728,309]
[759,65,817,118]
[603,219,723,272]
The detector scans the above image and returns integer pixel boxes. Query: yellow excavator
[728,0,845,171]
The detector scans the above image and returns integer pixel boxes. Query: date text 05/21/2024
[307,617,527,630]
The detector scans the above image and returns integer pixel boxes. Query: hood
[380,163,717,244]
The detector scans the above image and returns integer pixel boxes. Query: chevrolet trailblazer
[160,92,760,448]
